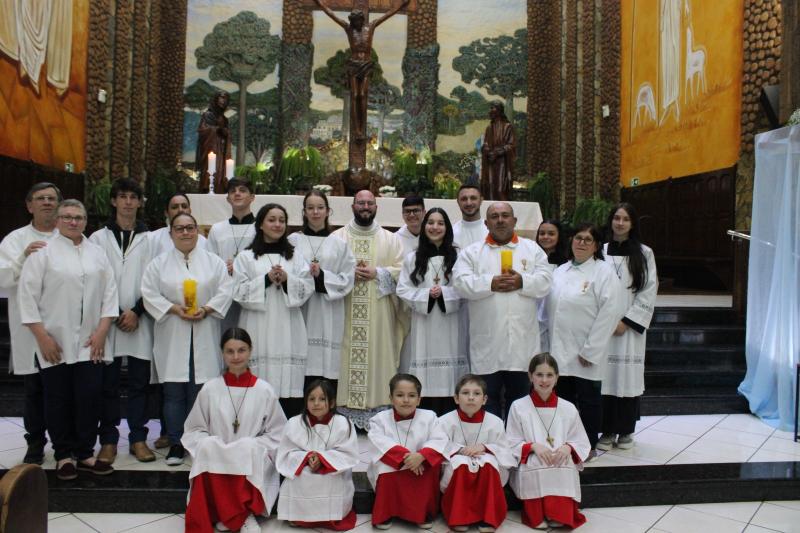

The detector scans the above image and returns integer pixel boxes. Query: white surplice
[149,226,207,257]
[0,224,57,374]
[288,232,356,379]
[547,258,622,381]
[207,219,256,263]
[397,253,467,397]
[506,395,590,501]
[276,413,359,521]
[18,234,119,368]
[453,219,488,249]
[141,247,234,383]
[233,250,313,397]
[395,224,419,256]
[366,408,450,489]
[453,236,552,374]
[89,226,153,360]
[182,375,287,514]
[601,244,659,397]
[437,410,516,491]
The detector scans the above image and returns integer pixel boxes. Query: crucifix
[310,0,411,171]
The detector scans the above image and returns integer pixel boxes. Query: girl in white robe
[277,379,360,530]
[288,191,356,383]
[183,328,287,533]
[397,208,467,412]
[599,203,659,451]
[233,204,314,413]
[367,374,450,529]
[438,374,516,532]
[507,354,590,530]
[535,219,569,354]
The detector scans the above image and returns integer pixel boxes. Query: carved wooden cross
[301,0,415,14]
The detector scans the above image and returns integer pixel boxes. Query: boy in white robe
[277,379,360,530]
[367,374,449,529]
[507,354,590,530]
[183,328,287,533]
[439,374,515,532]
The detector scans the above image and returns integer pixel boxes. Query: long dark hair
[569,222,604,261]
[247,203,294,260]
[537,219,569,266]
[302,190,331,234]
[220,327,253,350]
[301,379,351,438]
[606,202,647,292]
[410,208,458,286]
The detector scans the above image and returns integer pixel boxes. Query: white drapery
[738,125,800,432]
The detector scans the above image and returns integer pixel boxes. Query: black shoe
[165,444,185,466]
[23,441,45,465]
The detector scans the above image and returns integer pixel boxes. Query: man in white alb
[452,184,488,249]
[395,195,425,256]
[149,193,208,257]
[0,183,61,464]
[453,202,552,418]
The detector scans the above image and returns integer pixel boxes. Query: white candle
[207,151,216,174]
[225,159,234,178]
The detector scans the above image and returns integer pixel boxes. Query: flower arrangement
[379,185,397,198]
[313,184,333,195]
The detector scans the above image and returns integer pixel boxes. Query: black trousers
[557,376,602,450]
[40,361,103,461]
[601,395,640,436]
[480,371,531,420]
[23,372,47,446]
[98,356,153,445]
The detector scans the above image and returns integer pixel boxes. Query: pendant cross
[546,435,554,447]
[233,418,240,434]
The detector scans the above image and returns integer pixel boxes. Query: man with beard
[452,184,488,249]
[332,190,405,426]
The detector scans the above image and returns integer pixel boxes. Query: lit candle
[183,279,198,314]
[500,250,513,273]
[207,151,216,174]
[225,158,234,178]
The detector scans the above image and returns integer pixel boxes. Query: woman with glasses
[18,200,119,480]
[141,212,235,466]
[546,223,622,459]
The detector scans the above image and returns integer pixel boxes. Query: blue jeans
[162,349,202,446]
[99,356,152,445]
[480,371,531,420]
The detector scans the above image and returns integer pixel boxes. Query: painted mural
[620,0,743,186]
[183,0,526,190]
[0,0,88,172]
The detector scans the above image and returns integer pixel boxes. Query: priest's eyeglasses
[58,215,86,223]
[172,224,198,233]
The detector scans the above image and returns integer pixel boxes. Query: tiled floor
[43,501,800,532]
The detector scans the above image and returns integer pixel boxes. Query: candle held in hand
[184,279,198,314]
[500,250,513,273]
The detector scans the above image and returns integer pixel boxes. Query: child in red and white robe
[438,374,516,532]
[276,379,360,530]
[367,374,450,529]
[507,354,591,530]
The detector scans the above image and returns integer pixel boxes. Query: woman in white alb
[288,191,355,387]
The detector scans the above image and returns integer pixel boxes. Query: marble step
[646,324,745,345]
[650,306,740,325]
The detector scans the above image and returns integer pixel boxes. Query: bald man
[453,202,552,418]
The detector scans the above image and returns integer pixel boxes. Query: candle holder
[209,170,215,194]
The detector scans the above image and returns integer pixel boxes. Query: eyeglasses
[403,208,424,215]
[354,201,376,207]
[573,236,595,244]
[32,195,58,203]
[58,215,86,223]
[172,224,198,233]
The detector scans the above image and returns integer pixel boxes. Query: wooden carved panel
[299,0,416,12]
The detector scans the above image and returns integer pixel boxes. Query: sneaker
[547,520,564,528]
[532,521,548,530]
[215,522,231,532]
[478,524,495,533]
[23,441,45,465]
[584,449,598,463]
[240,515,260,533]
[154,435,170,449]
[77,460,114,475]
[165,444,185,466]
[596,433,615,451]
[374,520,393,530]
[418,522,433,530]
[56,461,78,481]
[453,526,469,532]
[616,434,635,450]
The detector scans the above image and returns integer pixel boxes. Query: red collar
[308,411,334,426]
[485,233,519,246]
[223,370,257,387]
[393,408,416,421]
[456,407,485,422]
[530,391,558,408]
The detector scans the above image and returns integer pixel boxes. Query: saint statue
[196,90,231,193]
[480,102,516,201]
[312,0,410,143]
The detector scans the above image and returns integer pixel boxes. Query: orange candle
[183,279,198,314]
[500,250,513,273]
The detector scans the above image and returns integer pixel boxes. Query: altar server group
[0,178,658,532]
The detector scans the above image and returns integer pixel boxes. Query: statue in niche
[480,101,516,201]
[196,90,231,193]
[312,0,410,143]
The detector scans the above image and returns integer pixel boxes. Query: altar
[187,194,542,233]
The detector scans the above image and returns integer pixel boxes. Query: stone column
[279,1,314,149]
[402,0,439,150]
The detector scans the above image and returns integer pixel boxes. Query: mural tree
[314,48,385,140]
[452,28,527,115]
[368,80,401,147]
[228,88,280,163]
[195,11,281,165]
